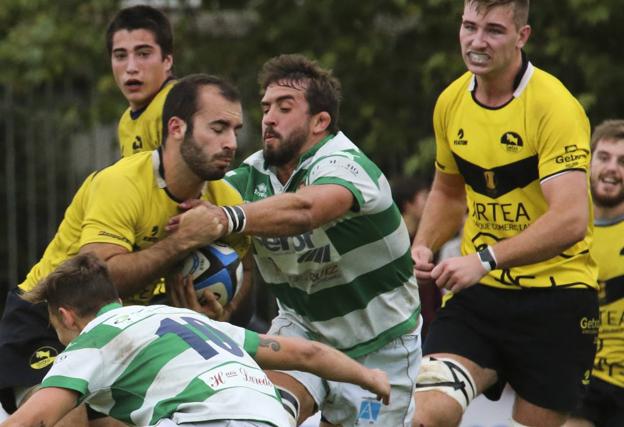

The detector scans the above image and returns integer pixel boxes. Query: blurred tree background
[0,0,621,304]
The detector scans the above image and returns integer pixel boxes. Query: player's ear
[517,24,531,48]
[163,54,173,74]
[168,116,187,140]
[311,111,331,134]
[58,307,79,331]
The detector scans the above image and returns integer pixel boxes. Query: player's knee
[414,356,477,412]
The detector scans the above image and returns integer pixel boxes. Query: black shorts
[571,376,624,427]
[0,288,108,420]
[0,288,62,389]
[423,284,599,412]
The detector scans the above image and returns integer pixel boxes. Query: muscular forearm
[87,205,225,298]
[492,206,587,270]
[492,172,589,270]
[258,337,367,386]
[0,388,77,427]
[413,187,466,252]
[242,193,315,236]
[298,342,371,386]
[106,236,190,297]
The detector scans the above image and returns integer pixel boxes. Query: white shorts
[268,311,422,426]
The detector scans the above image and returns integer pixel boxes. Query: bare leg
[561,417,595,427]
[412,353,497,427]
[513,396,568,427]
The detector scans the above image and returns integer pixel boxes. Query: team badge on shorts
[357,397,381,424]
[29,346,58,369]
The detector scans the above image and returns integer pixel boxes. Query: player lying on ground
[1,253,389,427]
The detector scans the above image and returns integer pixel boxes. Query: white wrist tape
[221,205,247,234]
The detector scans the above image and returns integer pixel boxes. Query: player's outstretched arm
[0,387,77,427]
[168,184,354,238]
[81,205,225,298]
[253,335,390,404]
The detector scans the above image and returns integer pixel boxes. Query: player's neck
[594,202,624,222]
[275,132,327,185]
[474,54,523,107]
[162,149,204,201]
[276,163,297,185]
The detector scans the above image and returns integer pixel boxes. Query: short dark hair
[392,176,431,214]
[259,54,342,134]
[161,74,240,142]
[106,5,173,58]
[465,0,530,28]
[591,119,624,153]
[22,253,119,318]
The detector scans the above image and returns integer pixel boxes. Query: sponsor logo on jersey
[357,398,382,423]
[483,170,496,193]
[257,232,315,252]
[579,316,600,335]
[472,200,531,224]
[500,131,523,153]
[329,157,361,178]
[288,264,340,286]
[254,183,269,199]
[297,245,331,263]
[555,145,588,166]
[143,225,160,242]
[132,135,143,151]
[454,128,468,146]
[30,346,58,370]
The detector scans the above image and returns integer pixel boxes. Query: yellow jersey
[434,61,597,290]
[118,79,175,157]
[591,217,624,388]
[19,150,249,305]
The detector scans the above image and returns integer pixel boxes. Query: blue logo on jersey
[357,398,381,424]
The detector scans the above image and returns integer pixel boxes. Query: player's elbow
[560,210,589,247]
[289,339,324,370]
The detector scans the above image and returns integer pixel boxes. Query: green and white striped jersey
[225,132,421,357]
[41,304,290,427]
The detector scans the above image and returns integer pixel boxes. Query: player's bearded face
[263,122,310,167]
[181,128,232,181]
[591,166,624,208]
[591,140,624,208]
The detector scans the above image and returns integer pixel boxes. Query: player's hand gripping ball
[180,242,242,306]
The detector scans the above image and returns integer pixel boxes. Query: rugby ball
[181,242,242,306]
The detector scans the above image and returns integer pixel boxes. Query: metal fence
[1,82,118,308]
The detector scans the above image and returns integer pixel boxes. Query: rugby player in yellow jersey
[411,1,599,426]
[106,5,175,157]
[0,74,248,426]
[565,120,624,427]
